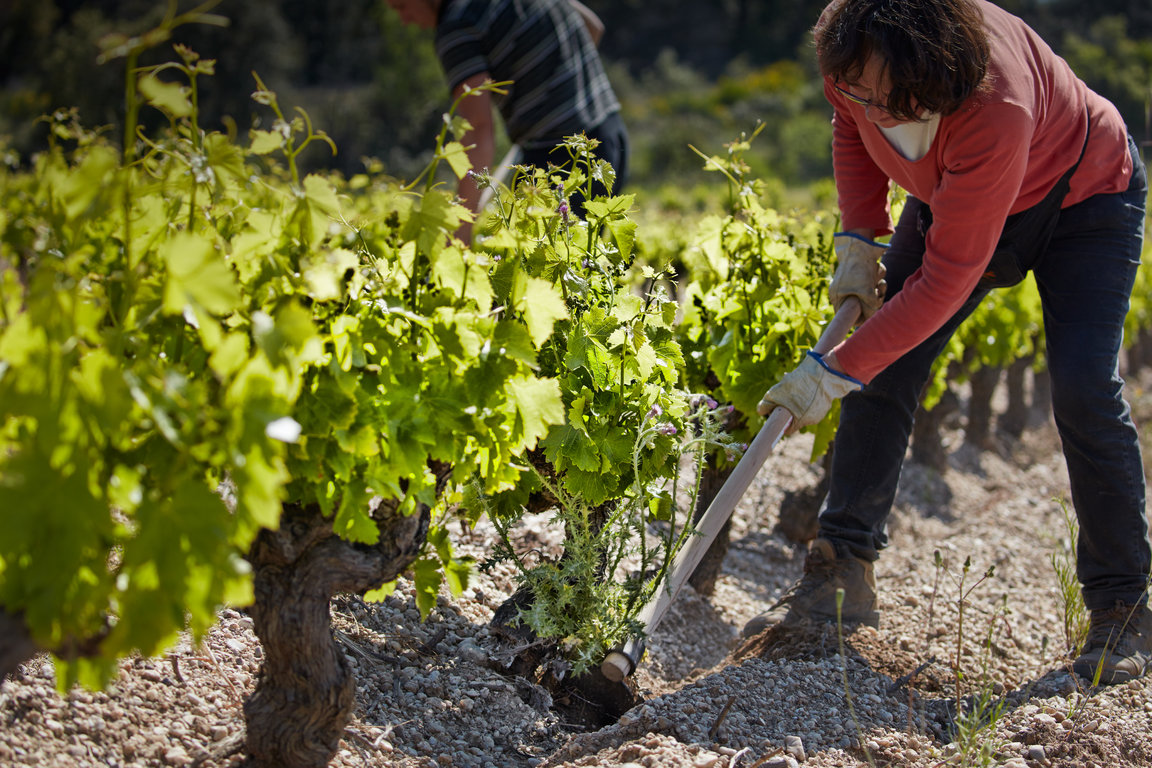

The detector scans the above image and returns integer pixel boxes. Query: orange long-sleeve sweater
[825,0,1133,384]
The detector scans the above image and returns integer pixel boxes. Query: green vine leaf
[442,140,471,180]
[412,557,443,619]
[515,275,567,346]
[248,129,282,155]
[503,375,564,449]
[138,73,192,118]
[161,232,241,316]
[333,481,376,544]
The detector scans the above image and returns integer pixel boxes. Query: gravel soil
[4,368,1152,768]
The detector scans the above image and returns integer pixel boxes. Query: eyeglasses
[833,83,886,111]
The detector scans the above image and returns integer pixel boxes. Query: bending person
[750,0,1149,686]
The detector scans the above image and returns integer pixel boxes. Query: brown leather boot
[1073,601,1152,685]
[742,538,880,638]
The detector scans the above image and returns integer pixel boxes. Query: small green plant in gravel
[948,593,1010,768]
[922,551,1011,767]
[948,556,998,700]
[1049,495,1113,706]
[1050,497,1090,660]
[834,588,877,767]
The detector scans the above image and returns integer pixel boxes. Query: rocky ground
[4,366,1152,768]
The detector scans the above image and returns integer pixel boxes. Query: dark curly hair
[815,0,991,121]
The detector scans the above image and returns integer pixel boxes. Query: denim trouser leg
[1038,137,1149,610]
[820,136,1150,610]
[819,197,990,561]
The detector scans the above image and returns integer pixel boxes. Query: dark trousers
[820,135,1150,611]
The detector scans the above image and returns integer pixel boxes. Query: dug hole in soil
[4,367,1152,768]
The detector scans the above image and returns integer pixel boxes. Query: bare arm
[568,0,604,46]
[452,73,496,243]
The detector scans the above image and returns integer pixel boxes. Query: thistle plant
[482,392,743,674]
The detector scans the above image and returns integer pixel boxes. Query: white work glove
[829,232,888,321]
[757,351,863,430]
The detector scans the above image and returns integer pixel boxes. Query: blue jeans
[820,135,1150,611]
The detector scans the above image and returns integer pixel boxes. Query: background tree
[1059,16,1152,149]
[1,0,1149,186]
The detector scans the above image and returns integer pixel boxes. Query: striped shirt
[435,0,620,150]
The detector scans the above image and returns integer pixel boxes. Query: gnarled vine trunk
[688,403,746,595]
[242,498,430,768]
[773,447,834,545]
[910,385,960,473]
[687,454,734,596]
[965,365,1002,448]
[999,355,1033,438]
[1031,365,1053,423]
[1127,327,1152,374]
[0,610,40,681]
[1,610,109,684]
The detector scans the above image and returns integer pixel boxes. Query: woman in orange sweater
[753,0,1149,685]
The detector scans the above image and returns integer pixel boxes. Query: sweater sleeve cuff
[806,350,864,386]
[827,341,874,385]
